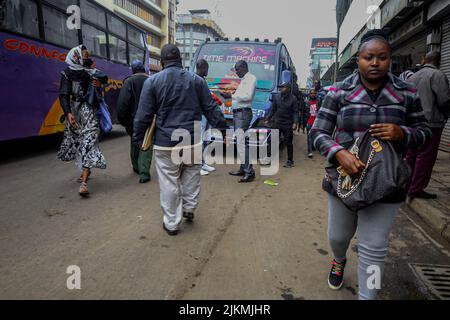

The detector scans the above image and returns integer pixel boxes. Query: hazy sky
[177,0,338,86]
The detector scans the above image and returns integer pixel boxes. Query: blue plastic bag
[97,99,113,133]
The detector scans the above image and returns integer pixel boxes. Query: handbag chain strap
[336,138,377,199]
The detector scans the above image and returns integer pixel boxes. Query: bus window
[82,23,107,58]
[0,0,39,39]
[197,43,277,91]
[50,0,76,11]
[109,34,127,64]
[129,43,145,64]
[80,0,106,28]
[107,14,126,39]
[279,46,289,83]
[128,25,146,49]
[42,5,79,49]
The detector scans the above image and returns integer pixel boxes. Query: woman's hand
[67,113,78,129]
[335,149,366,176]
[369,124,404,141]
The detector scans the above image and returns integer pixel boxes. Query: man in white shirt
[221,60,257,183]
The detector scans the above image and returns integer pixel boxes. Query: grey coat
[408,64,450,128]
[133,62,227,148]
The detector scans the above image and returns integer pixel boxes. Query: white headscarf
[65,45,86,71]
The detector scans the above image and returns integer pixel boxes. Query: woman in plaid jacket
[310,30,431,300]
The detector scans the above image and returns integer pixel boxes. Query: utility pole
[334,23,340,83]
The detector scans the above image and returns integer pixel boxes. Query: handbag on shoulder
[324,130,410,212]
[141,116,156,152]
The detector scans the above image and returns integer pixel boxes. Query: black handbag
[324,130,410,212]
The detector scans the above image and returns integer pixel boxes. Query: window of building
[82,23,107,58]
[114,0,161,28]
[107,14,126,39]
[0,0,40,38]
[108,34,127,64]
[42,5,79,48]
[80,0,106,28]
[148,33,161,48]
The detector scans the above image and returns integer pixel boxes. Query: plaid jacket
[310,72,432,163]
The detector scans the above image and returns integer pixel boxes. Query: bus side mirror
[281,70,292,85]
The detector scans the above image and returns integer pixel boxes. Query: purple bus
[0,0,149,142]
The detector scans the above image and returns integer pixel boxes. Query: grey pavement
[0,127,449,299]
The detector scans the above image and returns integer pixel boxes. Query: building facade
[176,9,225,70]
[307,38,337,88]
[335,0,450,152]
[95,0,178,72]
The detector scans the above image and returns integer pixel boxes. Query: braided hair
[358,29,391,55]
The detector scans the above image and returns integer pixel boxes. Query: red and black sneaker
[328,259,347,290]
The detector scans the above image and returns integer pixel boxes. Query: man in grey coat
[133,45,227,236]
[406,51,450,200]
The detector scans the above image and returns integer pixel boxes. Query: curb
[407,198,450,242]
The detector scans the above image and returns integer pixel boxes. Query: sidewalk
[407,151,450,242]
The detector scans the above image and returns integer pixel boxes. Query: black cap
[131,60,145,74]
[161,44,181,62]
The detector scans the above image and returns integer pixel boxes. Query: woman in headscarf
[57,45,108,196]
[310,30,431,300]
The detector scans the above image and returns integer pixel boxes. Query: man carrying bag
[133,45,226,236]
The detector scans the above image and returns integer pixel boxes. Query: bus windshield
[196,43,277,90]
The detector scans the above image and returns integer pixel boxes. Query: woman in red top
[306,89,320,158]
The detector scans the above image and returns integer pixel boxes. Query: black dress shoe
[163,224,179,236]
[229,170,245,176]
[139,177,151,184]
[239,174,255,183]
[415,191,438,200]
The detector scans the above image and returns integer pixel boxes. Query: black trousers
[234,109,255,175]
[279,126,294,162]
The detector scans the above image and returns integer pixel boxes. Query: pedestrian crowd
[56,28,449,300]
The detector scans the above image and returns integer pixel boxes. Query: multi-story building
[95,0,178,72]
[306,38,337,88]
[335,0,450,151]
[176,9,226,70]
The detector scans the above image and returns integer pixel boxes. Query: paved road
[0,127,449,299]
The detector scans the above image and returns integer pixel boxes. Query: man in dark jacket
[133,44,227,236]
[406,51,450,200]
[292,73,306,132]
[117,60,151,184]
[268,82,299,168]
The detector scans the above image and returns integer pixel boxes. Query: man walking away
[268,81,299,168]
[133,45,227,236]
[196,59,220,176]
[220,60,257,183]
[117,60,151,184]
[406,51,450,200]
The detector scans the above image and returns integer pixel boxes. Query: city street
[0,128,449,300]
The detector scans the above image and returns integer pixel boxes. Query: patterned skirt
[57,102,107,170]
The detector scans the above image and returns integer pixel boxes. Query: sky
[177,0,338,87]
